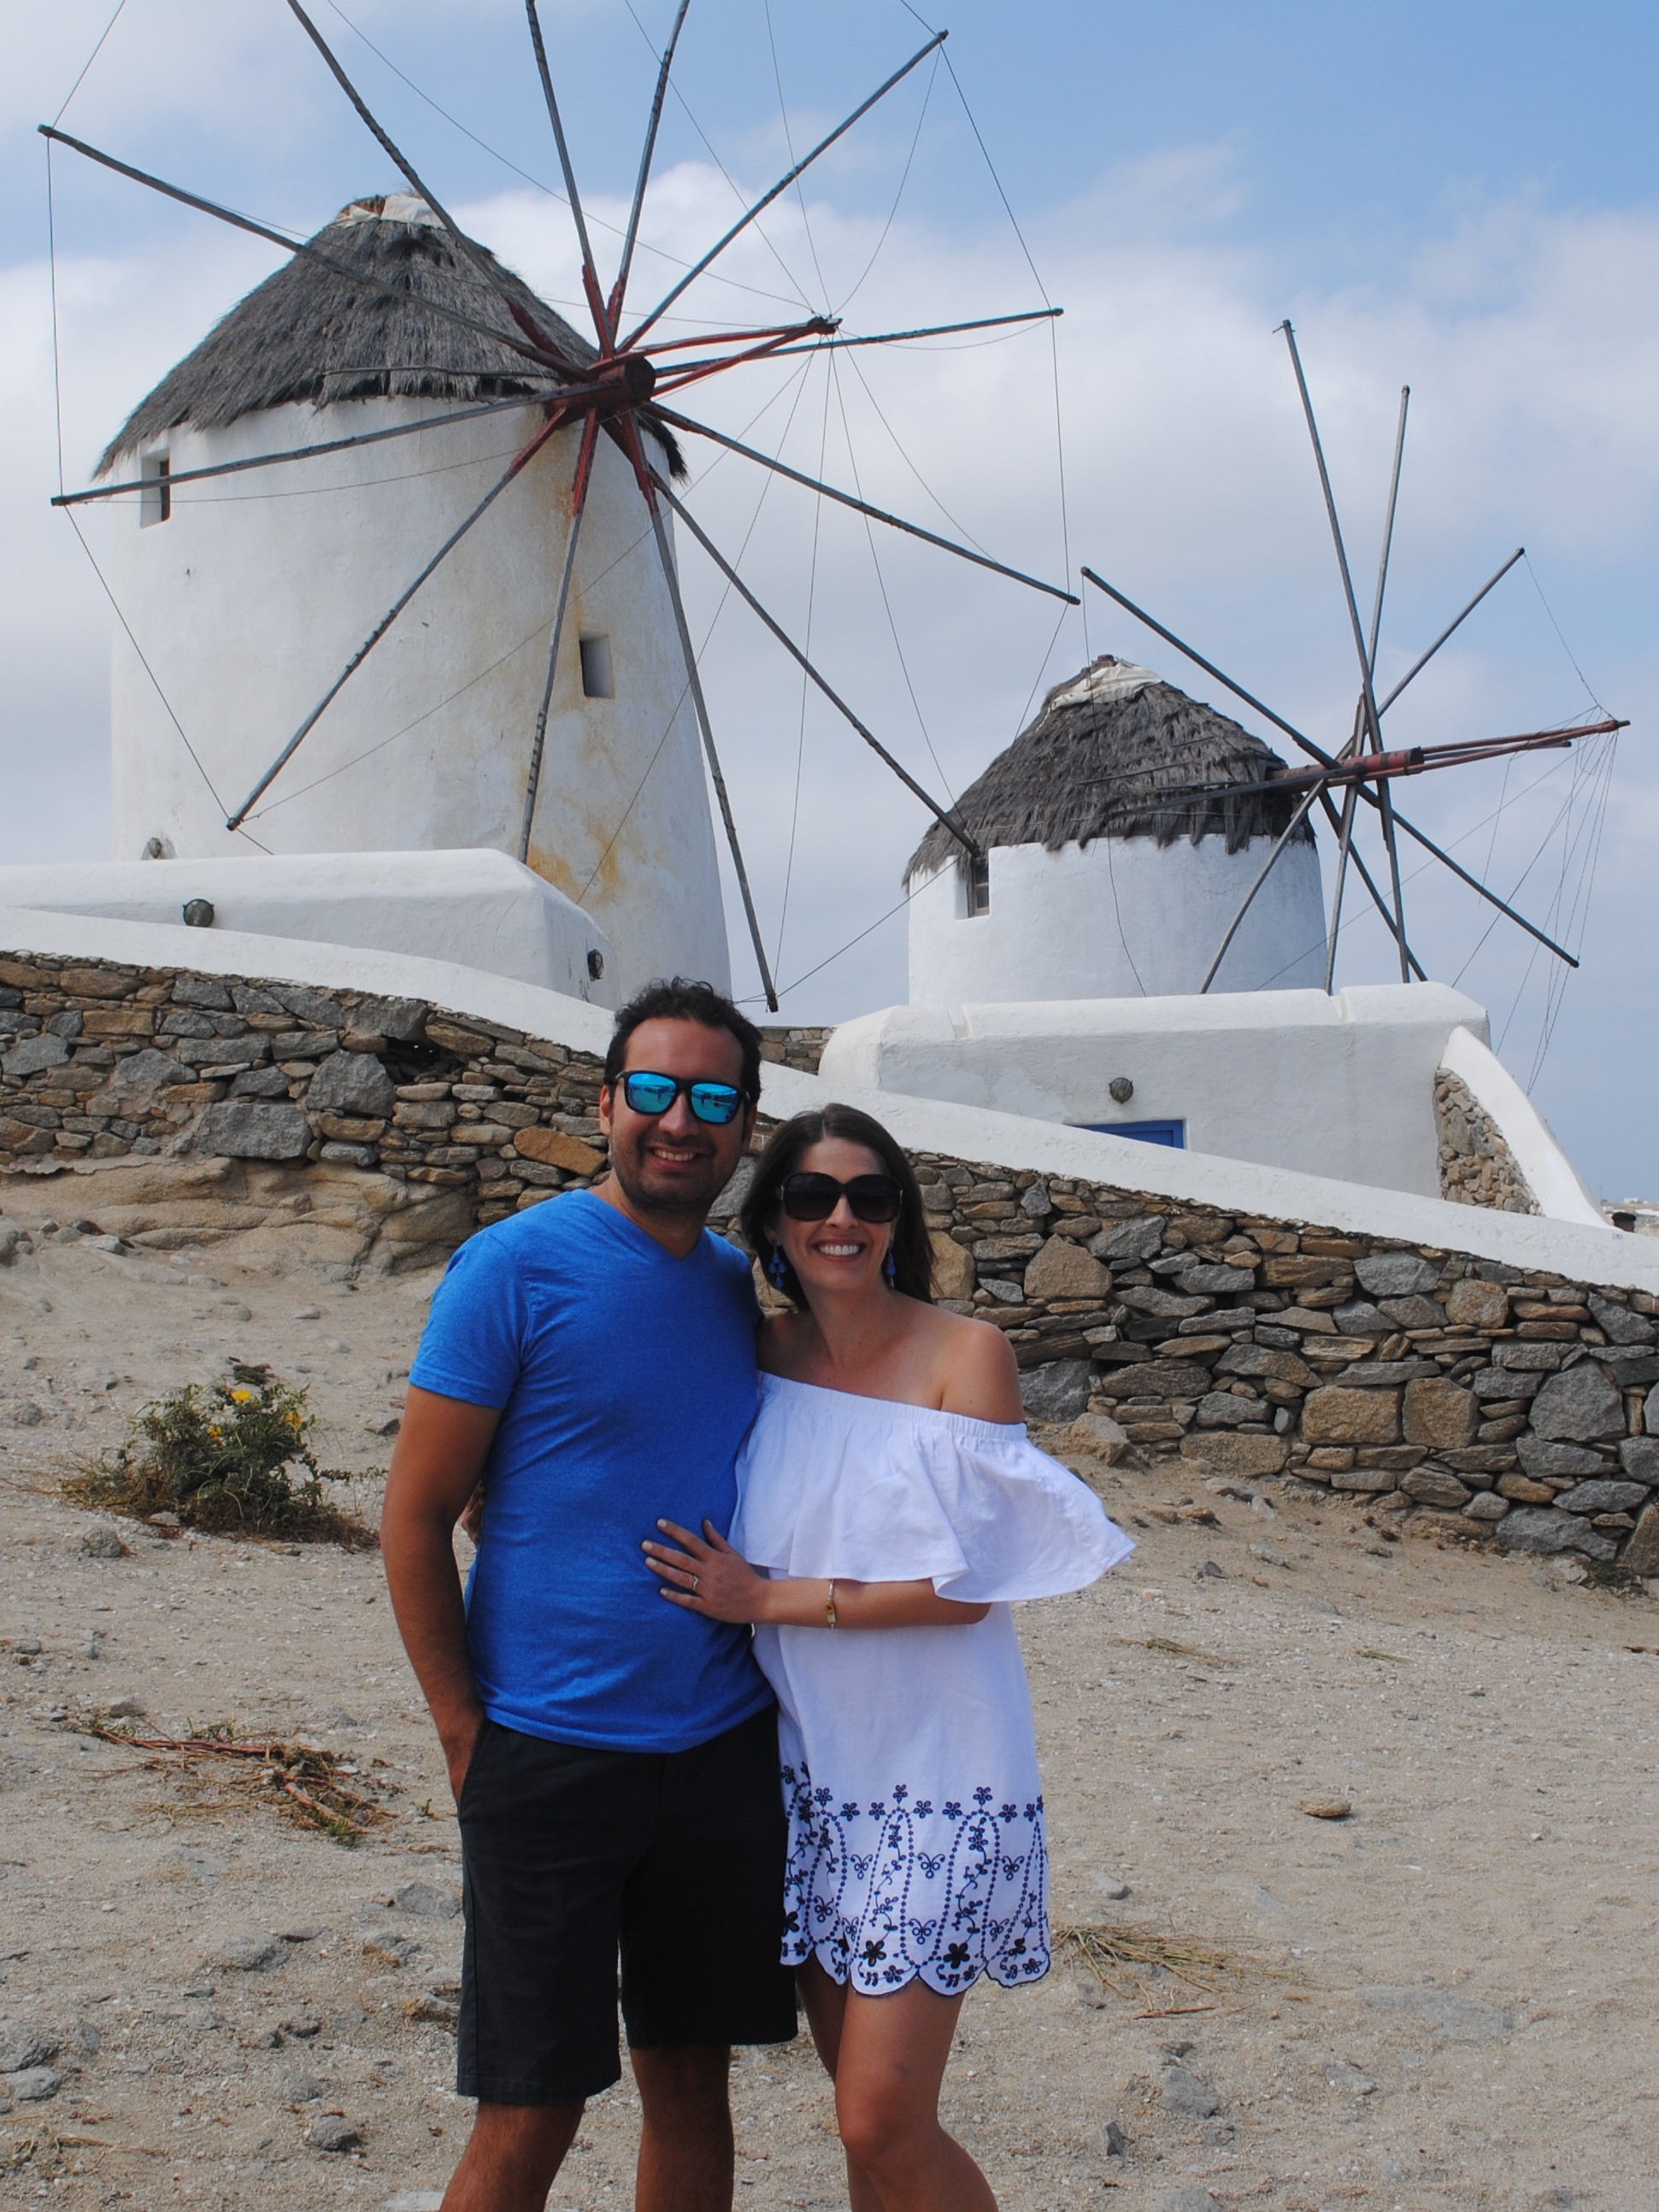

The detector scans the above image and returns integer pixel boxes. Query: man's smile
[644,1138,712,1167]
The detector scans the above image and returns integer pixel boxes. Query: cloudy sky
[3,1,1656,1197]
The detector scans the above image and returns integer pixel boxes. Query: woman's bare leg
[797,1957,997,2211]
[798,1959,882,2212]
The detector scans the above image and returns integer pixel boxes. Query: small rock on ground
[6,2067,64,2102]
[0,2021,56,2072]
[362,1928,419,1966]
[208,1933,287,1973]
[1160,2064,1221,2118]
[391,1880,461,1920]
[305,2114,364,2152]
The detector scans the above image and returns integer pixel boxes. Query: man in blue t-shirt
[382,978,795,2212]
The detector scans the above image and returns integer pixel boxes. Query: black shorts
[456,1703,797,2105]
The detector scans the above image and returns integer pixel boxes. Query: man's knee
[466,2098,585,2175]
[631,2043,732,2128]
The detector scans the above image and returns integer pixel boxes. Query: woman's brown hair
[738,1103,934,1307]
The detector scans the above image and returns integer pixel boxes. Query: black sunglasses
[779,1171,903,1224]
[619,1070,748,1126]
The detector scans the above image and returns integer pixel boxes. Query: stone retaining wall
[3,950,1654,1577]
[759,1026,832,1075]
[0,951,609,1227]
[1435,1068,1537,1215]
[910,1156,1659,1578]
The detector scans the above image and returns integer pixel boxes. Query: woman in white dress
[644,1104,1132,2210]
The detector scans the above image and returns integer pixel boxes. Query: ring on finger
[690,1573,700,1591]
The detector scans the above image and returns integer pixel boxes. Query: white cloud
[8,0,559,147]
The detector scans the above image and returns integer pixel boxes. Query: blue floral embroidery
[779,1760,1049,1997]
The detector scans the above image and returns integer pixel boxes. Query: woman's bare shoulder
[923,1306,1025,1424]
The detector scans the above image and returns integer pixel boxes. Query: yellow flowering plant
[68,1369,372,1544]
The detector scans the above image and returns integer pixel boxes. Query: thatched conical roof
[98,193,682,475]
[905,655,1312,884]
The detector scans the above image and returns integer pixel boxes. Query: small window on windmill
[579,633,614,699]
[139,451,172,527]
[966,852,991,917]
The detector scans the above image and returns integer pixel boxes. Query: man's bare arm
[380,1385,503,1802]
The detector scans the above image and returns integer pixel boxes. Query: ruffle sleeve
[732,1375,1133,1603]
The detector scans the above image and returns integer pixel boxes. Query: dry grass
[1053,1919,1270,2012]
[74,1716,394,1845]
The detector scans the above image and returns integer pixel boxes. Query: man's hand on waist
[443,1703,487,1806]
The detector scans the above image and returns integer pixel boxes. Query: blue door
[1084,1118,1185,1148]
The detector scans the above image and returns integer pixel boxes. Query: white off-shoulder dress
[732,1373,1133,1997]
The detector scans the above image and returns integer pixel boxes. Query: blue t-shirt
[409,1188,772,1754]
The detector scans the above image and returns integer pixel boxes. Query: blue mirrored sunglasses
[620,1070,748,1126]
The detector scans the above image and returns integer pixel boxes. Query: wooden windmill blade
[1079,558,1600,987]
[1323,384,1411,989]
[1277,320,1413,981]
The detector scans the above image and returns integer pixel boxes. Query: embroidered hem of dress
[782,1764,1050,1998]
[785,1931,1052,1999]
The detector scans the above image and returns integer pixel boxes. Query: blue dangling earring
[884,1244,897,1285]
[768,1245,789,1287]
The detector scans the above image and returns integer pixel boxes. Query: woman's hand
[458,1479,486,1547]
[644,1519,772,1624]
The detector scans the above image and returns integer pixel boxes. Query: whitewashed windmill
[903,653,1328,1003]
[91,191,729,996]
[44,2,1074,1006]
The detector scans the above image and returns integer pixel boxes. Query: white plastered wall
[0,850,614,1006]
[822,984,1497,1200]
[908,833,1327,1004]
[107,395,727,997]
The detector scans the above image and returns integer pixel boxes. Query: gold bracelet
[825,1579,838,1630]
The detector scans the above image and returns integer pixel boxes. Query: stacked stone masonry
[0,952,611,1221]
[758,1026,832,1075]
[3,950,1655,1576]
[1435,1068,1538,1215]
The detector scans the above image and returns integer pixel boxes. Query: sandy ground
[2,1221,1656,2212]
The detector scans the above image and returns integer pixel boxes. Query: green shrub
[67,1369,374,1545]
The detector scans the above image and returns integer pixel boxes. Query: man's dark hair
[603,976,764,1102]
[738,1102,934,1305]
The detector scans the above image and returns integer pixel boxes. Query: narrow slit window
[966,853,990,916]
[579,633,614,698]
[140,452,172,527]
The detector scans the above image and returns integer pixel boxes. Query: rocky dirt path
[2,1224,1656,2210]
